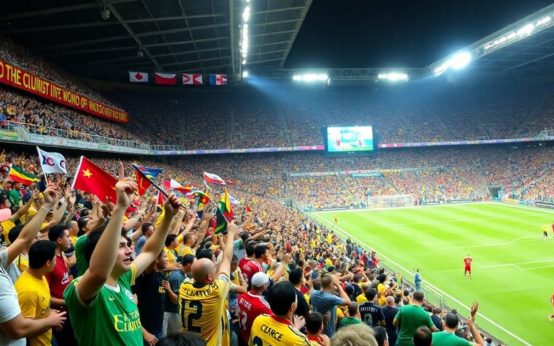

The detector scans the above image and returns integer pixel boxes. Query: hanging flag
[209,74,227,85]
[8,165,40,186]
[154,73,177,85]
[203,172,226,185]
[129,71,149,83]
[71,157,117,203]
[36,147,67,174]
[182,73,203,85]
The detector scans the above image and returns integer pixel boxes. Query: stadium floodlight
[292,73,329,82]
[239,2,250,65]
[242,6,251,22]
[242,70,249,78]
[377,72,409,82]
[537,16,551,26]
[517,23,535,37]
[449,51,472,70]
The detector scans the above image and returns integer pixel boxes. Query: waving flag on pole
[8,165,40,186]
[71,157,117,203]
[36,147,67,174]
[203,172,226,186]
[132,164,162,196]
[215,189,234,234]
[163,179,193,194]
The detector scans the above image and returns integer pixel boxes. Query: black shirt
[294,287,310,318]
[359,302,385,327]
[134,270,166,335]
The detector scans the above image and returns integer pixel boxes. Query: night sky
[286,0,554,68]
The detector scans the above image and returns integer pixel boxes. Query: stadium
[0,1,554,346]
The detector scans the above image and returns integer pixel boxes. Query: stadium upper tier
[1,37,554,150]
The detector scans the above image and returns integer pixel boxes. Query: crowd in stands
[0,36,120,109]
[0,150,502,346]
[0,86,145,145]
[3,42,554,151]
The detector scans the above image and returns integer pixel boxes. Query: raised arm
[7,184,58,265]
[76,163,136,303]
[133,193,180,276]
[217,223,239,277]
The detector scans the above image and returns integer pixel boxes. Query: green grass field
[309,203,554,346]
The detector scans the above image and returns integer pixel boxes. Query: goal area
[367,194,415,209]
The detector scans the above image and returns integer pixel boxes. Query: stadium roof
[2,0,554,84]
[0,0,312,80]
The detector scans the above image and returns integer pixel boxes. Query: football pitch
[309,203,554,346]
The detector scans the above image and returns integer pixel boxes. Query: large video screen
[326,126,374,153]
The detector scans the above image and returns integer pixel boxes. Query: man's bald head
[191,258,216,283]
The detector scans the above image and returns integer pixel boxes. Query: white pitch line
[483,258,554,269]
[311,213,534,346]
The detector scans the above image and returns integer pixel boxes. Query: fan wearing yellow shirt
[164,234,180,271]
[177,233,196,257]
[249,281,317,346]
[179,223,238,346]
[15,240,57,346]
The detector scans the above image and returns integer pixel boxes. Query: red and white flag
[209,74,227,85]
[129,72,148,83]
[203,172,226,185]
[154,73,177,85]
[182,73,203,85]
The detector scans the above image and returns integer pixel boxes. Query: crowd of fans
[0,36,120,109]
[0,150,504,346]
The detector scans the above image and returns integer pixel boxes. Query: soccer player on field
[178,222,238,346]
[464,255,472,279]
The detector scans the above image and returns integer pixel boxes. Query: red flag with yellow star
[71,156,117,203]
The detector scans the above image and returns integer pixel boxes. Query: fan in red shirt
[242,244,269,288]
[464,255,473,279]
[46,224,77,345]
[238,272,272,343]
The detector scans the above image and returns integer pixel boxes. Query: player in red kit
[464,255,472,279]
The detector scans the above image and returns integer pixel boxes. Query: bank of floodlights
[483,15,552,52]
[434,51,472,76]
[377,72,409,82]
[292,73,329,83]
[240,2,250,66]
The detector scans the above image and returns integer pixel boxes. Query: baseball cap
[251,272,269,288]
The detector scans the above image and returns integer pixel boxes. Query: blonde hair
[331,324,378,346]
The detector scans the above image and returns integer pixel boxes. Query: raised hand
[163,193,181,219]
[470,301,479,320]
[42,183,59,209]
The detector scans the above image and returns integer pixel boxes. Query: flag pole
[132,164,185,209]
[36,146,49,184]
